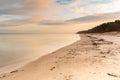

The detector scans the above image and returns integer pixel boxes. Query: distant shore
[1,33,120,80]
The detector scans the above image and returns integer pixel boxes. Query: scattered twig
[107,73,120,78]
[50,66,56,71]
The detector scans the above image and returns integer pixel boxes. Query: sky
[0,0,120,33]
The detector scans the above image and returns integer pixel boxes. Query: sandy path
[1,34,120,80]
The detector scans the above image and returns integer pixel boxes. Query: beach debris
[0,70,24,79]
[50,66,56,71]
[98,39,104,41]
[107,73,120,78]
[10,70,24,74]
[101,56,106,58]
[100,50,111,54]
[92,42,98,46]
[100,51,105,54]
[107,50,111,54]
[0,75,7,79]
[87,35,98,39]
[10,70,18,73]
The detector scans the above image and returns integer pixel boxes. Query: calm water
[0,34,79,74]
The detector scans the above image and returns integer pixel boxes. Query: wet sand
[1,33,120,80]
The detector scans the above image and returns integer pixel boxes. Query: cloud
[0,11,120,34]
[39,20,65,25]
[38,11,120,26]
[0,0,120,32]
[66,12,120,23]
[0,0,58,24]
[0,0,55,15]
[66,0,119,15]
[0,0,59,27]
[0,18,28,27]
[56,0,75,5]
[23,0,55,12]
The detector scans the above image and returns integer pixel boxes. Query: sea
[0,34,80,74]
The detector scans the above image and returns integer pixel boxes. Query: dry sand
[1,34,120,80]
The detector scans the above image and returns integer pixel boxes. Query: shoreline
[0,34,80,76]
[1,33,120,80]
